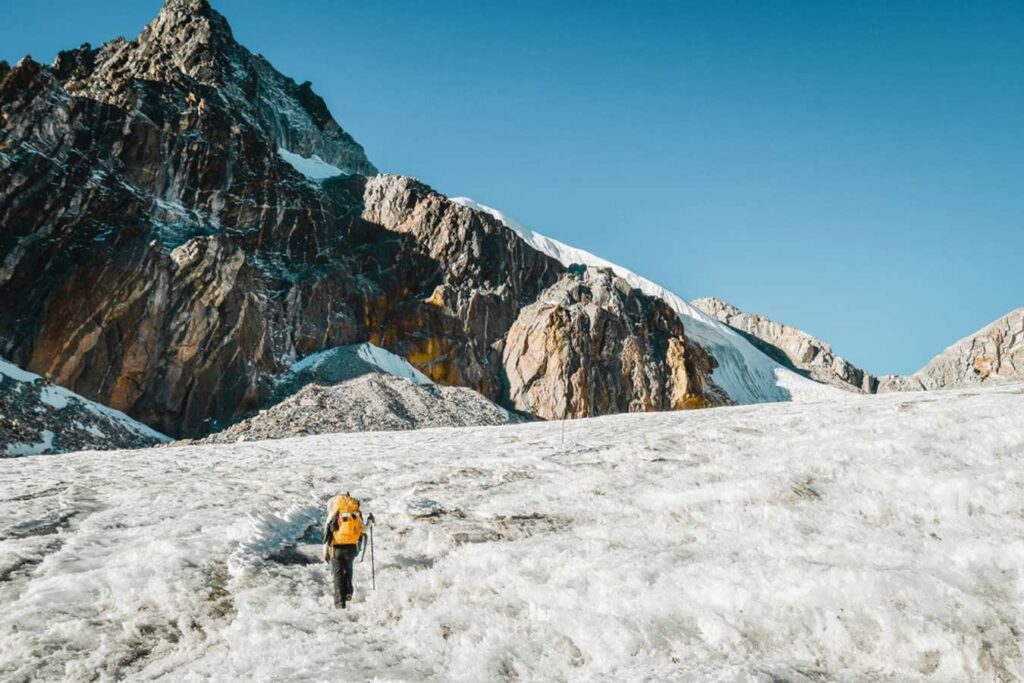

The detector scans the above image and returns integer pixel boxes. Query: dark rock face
[0,0,381,437]
[61,0,375,175]
[0,0,721,438]
[360,175,563,398]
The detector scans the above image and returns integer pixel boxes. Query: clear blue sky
[3,0,1022,375]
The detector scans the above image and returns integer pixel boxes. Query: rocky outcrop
[0,0,719,439]
[1,358,168,455]
[504,268,728,419]
[0,0,379,436]
[190,373,523,444]
[878,308,1024,392]
[59,0,375,175]
[359,175,563,399]
[692,297,877,393]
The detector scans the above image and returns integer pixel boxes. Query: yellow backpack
[329,494,364,546]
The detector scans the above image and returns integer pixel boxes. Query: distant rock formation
[692,298,876,393]
[878,308,1024,392]
[1,358,168,456]
[694,298,1024,395]
[504,269,728,419]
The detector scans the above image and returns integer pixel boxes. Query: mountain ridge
[695,297,1024,394]
[692,297,877,393]
[0,0,740,439]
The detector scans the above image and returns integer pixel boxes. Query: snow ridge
[450,197,839,404]
[288,343,433,386]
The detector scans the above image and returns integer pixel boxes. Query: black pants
[330,544,358,606]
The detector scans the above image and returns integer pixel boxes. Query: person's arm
[357,513,374,555]
[322,512,337,562]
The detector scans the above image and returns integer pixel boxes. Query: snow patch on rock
[5,430,55,456]
[277,147,346,181]
[290,343,432,386]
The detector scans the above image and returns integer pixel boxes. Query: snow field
[1,385,1022,681]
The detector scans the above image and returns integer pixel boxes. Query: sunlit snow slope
[451,197,838,405]
[2,385,1022,681]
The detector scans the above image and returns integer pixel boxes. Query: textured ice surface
[1,384,1022,680]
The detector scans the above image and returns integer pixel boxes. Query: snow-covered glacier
[2,384,1022,680]
[450,197,840,405]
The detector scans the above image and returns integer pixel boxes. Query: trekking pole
[370,522,376,590]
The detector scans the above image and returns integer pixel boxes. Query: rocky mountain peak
[139,0,236,85]
[162,0,215,14]
[0,0,725,441]
[878,307,1024,392]
[47,0,375,175]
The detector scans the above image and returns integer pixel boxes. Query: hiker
[322,493,374,608]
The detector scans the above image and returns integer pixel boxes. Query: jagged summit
[161,0,216,14]
[139,0,238,85]
[51,0,374,174]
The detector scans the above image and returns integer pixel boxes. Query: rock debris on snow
[0,358,169,456]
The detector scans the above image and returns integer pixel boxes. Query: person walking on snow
[322,493,374,608]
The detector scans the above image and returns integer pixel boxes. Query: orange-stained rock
[503,268,728,419]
